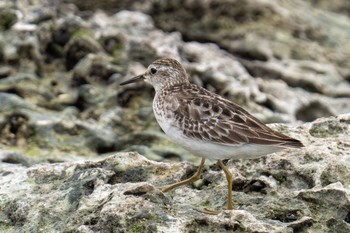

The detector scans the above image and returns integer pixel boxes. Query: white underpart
[154,110,283,160]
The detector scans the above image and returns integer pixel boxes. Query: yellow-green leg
[162,158,206,192]
[217,160,234,210]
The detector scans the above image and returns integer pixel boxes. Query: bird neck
[154,79,189,92]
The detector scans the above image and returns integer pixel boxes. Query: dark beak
[120,75,145,86]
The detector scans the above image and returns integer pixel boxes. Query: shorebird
[120,57,303,213]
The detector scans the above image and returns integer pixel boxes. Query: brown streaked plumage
[157,83,302,148]
[120,57,303,213]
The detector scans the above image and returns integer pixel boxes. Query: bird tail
[281,138,304,148]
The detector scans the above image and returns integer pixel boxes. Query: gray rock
[72,53,125,87]
[0,150,40,167]
[306,0,350,16]
[0,0,349,163]
[76,2,350,123]
[64,35,103,70]
[0,93,36,111]
[243,59,350,97]
[0,8,17,30]
[0,2,350,231]
[145,0,350,73]
[0,100,119,156]
[0,66,12,78]
[1,115,350,232]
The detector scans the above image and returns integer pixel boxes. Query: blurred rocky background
[0,0,349,232]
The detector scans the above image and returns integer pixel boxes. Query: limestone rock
[0,1,350,231]
[1,115,350,232]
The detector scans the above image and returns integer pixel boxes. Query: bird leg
[162,158,206,192]
[199,160,235,215]
[217,160,234,210]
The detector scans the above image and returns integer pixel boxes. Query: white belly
[154,114,282,160]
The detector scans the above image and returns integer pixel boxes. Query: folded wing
[166,84,303,148]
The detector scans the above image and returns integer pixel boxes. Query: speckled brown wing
[166,84,303,148]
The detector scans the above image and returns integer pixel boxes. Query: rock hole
[71,74,88,87]
[108,168,149,184]
[259,98,276,111]
[234,48,269,61]
[161,152,182,161]
[271,210,299,223]
[232,179,246,192]
[83,180,95,195]
[243,180,267,194]
[4,88,23,98]
[84,217,99,226]
[2,157,22,164]
[194,218,209,226]
[202,178,212,188]
[123,190,147,196]
[96,144,115,155]
[223,222,239,231]
[296,101,334,122]
[72,94,86,112]
[344,211,350,223]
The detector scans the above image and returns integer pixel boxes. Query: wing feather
[166,84,303,148]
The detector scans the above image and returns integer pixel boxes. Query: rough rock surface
[0,0,350,232]
[0,0,349,159]
[1,115,349,232]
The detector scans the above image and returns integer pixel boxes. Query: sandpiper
[120,58,303,212]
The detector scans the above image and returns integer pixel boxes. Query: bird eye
[150,68,157,74]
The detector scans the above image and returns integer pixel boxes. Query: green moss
[0,10,17,30]
[143,119,154,128]
[149,213,159,221]
[196,200,211,207]
[0,226,15,232]
[274,175,287,183]
[72,29,90,38]
[27,177,36,185]
[112,42,124,57]
[24,147,40,157]
[309,119,345,138]
[131,224,143,233]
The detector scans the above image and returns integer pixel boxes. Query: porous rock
[1,115,350,232]
[0,1,350,231]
